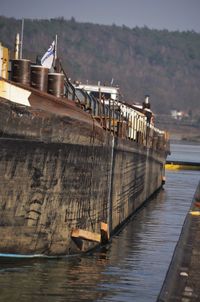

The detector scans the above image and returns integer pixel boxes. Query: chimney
[14,33,20,60]
[143,94,151,109]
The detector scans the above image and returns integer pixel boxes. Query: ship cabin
[70,82,164,149]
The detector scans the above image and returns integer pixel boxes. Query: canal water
[0,144,199,302]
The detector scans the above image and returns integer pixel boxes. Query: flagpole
[55,34,58,60]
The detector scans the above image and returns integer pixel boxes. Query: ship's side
[0,95,112,255]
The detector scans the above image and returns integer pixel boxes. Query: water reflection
[0,170,199,302]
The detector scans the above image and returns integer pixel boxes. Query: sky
[1,0,200,32]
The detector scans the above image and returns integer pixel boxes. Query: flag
[41,41,55,69]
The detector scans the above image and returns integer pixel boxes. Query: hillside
[0,16,200,115]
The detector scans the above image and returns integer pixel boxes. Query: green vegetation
[1,16,200,114]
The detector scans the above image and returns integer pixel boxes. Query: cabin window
[90,91,111,100]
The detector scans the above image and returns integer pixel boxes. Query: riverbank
[157,181,200,301]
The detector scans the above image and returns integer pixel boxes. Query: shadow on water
[0,169,199,302]
[0,252,114,301]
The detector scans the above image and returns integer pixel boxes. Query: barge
[0,41,170,256]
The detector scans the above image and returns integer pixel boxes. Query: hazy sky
[1,0,200,32]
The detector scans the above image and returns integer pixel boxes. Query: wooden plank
[100,222,108,233]
[100,222,110,243]
[71,228,101,243]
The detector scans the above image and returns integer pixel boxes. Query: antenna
[20,18,24,59]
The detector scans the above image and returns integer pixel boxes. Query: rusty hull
[0,87,166,256]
